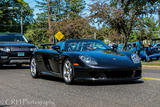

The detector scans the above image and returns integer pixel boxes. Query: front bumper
[74,66,142,82]
[0,51,32,64]
[0,57,30,64]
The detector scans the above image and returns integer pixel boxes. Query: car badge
[113,58,116,60]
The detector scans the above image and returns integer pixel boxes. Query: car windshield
[65,40,110,51]
[0,34,28,43]
[151,48,160,54]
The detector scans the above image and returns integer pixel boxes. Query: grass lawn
[142,60,160,66]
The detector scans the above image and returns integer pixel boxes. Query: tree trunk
[122,35,129,50]
[158,8,160,37]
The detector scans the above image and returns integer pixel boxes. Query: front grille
[104,70,133,78]
[89,70,140,79]
[11,47,30,52]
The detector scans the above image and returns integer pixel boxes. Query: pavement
[0,66,160,107]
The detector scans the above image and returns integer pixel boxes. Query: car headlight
[131,54,140,64]
[79,55,98,65]
[0,47,10,52]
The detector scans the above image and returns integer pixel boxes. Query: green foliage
[128,16,159,42]
[0,0,33,33]
[36,0,65,21]
[25,28,48,46]
[26,0,88,45]
[51,16,95,40]
[64,0,86,17]
[25,16,95,46]
[25,19,48,46]
[137,17,159,40]
[128,31,138,42]
[95,27,110,41]
[35,0,85,21]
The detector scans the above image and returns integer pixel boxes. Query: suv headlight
[131,54,140,64]
[79,55,97,65]
[30,47,38,51]
[0,47,10,52]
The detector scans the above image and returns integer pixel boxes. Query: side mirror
[52,45,61,52]
[28,40,33,43]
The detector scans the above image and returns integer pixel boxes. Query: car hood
[68,49,138,67]
[0,42,35,47]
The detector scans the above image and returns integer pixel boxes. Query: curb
[142,65,160,69]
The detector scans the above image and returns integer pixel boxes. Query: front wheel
[30,57,39,78]
[63,59,74,84]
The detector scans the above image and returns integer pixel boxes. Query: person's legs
[137,50,140,56]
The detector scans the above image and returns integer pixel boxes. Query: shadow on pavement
[39,75,144,86]
[0,105,10,107]
[0,65,30,70]
[74,80,144,86]
[40,75,64,83]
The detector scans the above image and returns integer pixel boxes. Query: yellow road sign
[54,31,64,41]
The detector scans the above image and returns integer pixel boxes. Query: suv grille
[11,47,30,51]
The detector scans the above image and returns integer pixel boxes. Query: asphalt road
[0,66,160,107]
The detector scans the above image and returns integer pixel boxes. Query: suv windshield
[0,35,28,43]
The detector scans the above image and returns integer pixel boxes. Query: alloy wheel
[30,57,38,78]
[63,60,73,84]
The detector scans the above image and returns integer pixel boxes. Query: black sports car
[30,39,142,84]
[0,33,37,67]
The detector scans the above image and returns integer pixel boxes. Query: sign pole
[47,0,52,44]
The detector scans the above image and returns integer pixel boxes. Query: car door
[47,50,61,73]
[36,49,60,73]
[37,43,64,74]
[35,50,50,73]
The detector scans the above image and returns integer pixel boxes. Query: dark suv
[0,33,37,67]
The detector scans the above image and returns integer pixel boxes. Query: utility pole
[20,8,23,34]
[94,32,96,39]
[158,8,160,38]
[48,0,52,44]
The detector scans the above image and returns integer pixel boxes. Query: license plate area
[17,52,24,56]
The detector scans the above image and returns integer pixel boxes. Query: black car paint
[33,39,142,81]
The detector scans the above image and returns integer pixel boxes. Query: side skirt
[41,71,62,78]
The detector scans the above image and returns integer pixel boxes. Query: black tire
[156,57,159,60]
[63,59,74,84]
[30,57,39,78]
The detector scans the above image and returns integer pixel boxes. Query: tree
[0,0,33,33]
[64,0,86,18]
[32,0,87,44]
[51,16,95,40]
[89,0,159,49]
[134,17,159,40]
[25,16,95,45]
[36,0,65,21]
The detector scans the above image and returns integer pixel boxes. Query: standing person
[143,37,150,50]
[136,37,143,57]
[130,43,136,53]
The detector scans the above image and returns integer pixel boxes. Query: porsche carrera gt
[30,39,142,84]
